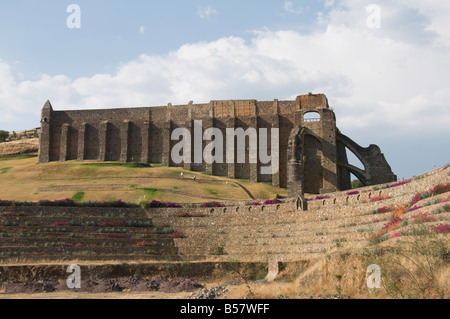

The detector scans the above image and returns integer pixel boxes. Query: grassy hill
[0,143,448,299]
[0,153,286,204]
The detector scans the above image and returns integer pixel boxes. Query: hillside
[0,138,39,156]
[0,150,448,299]
[0,153,286,204]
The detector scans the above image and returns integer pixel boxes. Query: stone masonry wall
[38,94,396,194]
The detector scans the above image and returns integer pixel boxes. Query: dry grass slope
[0,144,448,299]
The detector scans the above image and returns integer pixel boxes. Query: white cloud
[324,0,335,8]
[0,1,449,145]
[139,26,145,34]
[197,6,217,19]
[284,1,303,14]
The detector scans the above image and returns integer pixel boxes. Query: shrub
[430,182,450,195]
[412,193,422,205]
[389,232,402,239]
[39,198,75,207]
[407,205,422,213]
[263,199,282,205]
[0,130,9,142]
[410,212,437,224]
[146,200,181,208]
[440,195,450,203]
[368,231,388,245]
[347,190,360,196]
[351,179,364,189]
[432,223,450,234]
[71,192,85,203]
[389,179,411,188]
[382,217,403,232]
[377,206,393,214]
[203,201,226,208]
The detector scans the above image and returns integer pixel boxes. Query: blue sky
[0,0,449,180]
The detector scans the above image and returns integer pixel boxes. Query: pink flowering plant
[410,211,437,224]
[432,223,450,234]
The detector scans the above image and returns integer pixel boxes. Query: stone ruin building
[37,93,396,196]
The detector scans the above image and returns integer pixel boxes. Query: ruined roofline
[42,93,329,113]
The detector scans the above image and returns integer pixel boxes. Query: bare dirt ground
[0,276,203,299]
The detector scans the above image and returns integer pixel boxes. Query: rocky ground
[1,275,203,294]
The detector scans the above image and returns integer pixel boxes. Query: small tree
[0,130,9,142]
[351,179,364,189]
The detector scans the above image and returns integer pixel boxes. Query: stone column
[204,116,214,175]
[59,123,69,162]
[226,116,236,180]
[98,121,109,162]
[162,121,172,167]
[249,116,258,183]
[287,127,304,197]
[272,100,280,187]
[141,120,150,163]
[77,123,86,161]
[37,100,53,163]
[120,120,130,163]
[320,109,338,193]
[183,118,193,171]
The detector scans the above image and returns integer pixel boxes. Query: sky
[0,0,449,180]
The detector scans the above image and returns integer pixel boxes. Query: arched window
[303,111,321,122]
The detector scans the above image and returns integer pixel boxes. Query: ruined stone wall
[38,94,396,194]
[38,97,304,187]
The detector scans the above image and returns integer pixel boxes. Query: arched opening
[342,147,368,188]
[350,173,365,189]
[303,111,321,122]
[346,148,365,171]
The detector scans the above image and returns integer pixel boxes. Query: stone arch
[337,132,396,188]
[303,111,321,122]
